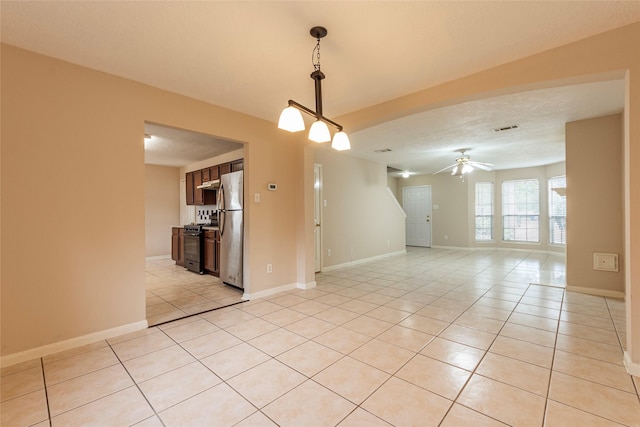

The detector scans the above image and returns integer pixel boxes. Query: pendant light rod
[286,100,343,132]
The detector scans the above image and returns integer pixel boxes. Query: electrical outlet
[327,249,332,256]
[267,264,272,273]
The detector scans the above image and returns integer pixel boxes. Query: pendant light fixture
[278,26,350,151]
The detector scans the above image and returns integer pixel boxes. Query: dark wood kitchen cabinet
[204,230,219,276]
[192,170,216,206]
[231,159,244,172]
[219,162,231,176]
[172,227,185,267]
[185,172,194,205]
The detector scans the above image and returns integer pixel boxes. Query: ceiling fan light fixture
[401,171,410,179]
[462,164,474,174]
[278,106,305,132]
[309,120,331,143]
[331,131,351,151]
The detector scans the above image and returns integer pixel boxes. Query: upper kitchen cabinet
[231,159,244,172]
[219,162,231,176]
[185,159,242,205]
[186,172,195,205]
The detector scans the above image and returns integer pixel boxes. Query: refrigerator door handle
[218,183,226,237]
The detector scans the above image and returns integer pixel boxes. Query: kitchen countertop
[203,226,219,231]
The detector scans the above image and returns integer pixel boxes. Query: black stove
[183,225,204,273]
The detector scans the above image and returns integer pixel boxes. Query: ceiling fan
[434,149,494,176]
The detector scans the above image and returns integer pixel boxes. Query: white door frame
[314,164,323,272]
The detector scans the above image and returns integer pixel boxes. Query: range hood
[196,179,220,190]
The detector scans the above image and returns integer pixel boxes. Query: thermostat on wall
[267,183,277,191]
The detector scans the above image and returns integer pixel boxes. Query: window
[475,182,494,241]
[502,179,540,242]
[549,175,567,245]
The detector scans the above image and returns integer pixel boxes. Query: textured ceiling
[2,1,638,170]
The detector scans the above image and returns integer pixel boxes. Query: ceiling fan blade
[469,162,493,171]
[433,164,457,175]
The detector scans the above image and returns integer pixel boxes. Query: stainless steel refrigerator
[217,170,243,289]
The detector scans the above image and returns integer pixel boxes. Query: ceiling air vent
[492,124,519,133]
[374,148,392,153]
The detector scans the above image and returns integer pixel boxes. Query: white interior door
[314,164,322,272]
[403,185,432,247]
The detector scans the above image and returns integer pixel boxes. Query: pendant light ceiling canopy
[277,26,350,151]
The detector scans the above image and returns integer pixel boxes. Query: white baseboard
[297,281,317,290]
[322,250,407,272]
[242,282,298,300]
[0,320,149,369]
[431,245,566,257]
[565,285,625,299]
[145,255,172,260]
[624,351,640,376]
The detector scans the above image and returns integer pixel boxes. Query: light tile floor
[3,248,640,426]
[145,258,244,326]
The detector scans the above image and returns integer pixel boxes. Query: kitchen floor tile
[544,400,626,427]
[43,346,120,385]
[50,386,153,427]
[138,362,221,411]
[499,322,557,348]
[47,364,134,416]
[552,350,635,392]
[440,403,509,427]
[313,326,371,354]
[440,324,497,350]
[110,330,175,361]
[398,313,449,335]
[0,365,44,402]
[475,352,550,396]
[180,329,243,359]
[420,337,486,371]
[284,316,336,339]
[158,383,255,427]
[362,376,452,427]
[225,317,280,340]
[276,340,343,377]
[312,306,361,325]
[350,339,415,374]
[248,328,308,357]
[227,359,306,408]
[200,342,271,380]
[124,344,196,382]
[337,407,393,426]
[376,324,434,352]
[0,389,49,427]
[159,318,219,342]
[548,371,640,426]
[233,411,278,427]
[262,380,356,427]
[396,353,471,400]
[342,315,394,337]
[313,356,390,404]
[458,374,546,427]
[260,307,309,326]
[488,335,554,368]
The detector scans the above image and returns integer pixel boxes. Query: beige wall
[314,148,406,269]
[1,44,309,358]
[145,165,180,257]
[566,114,624,294]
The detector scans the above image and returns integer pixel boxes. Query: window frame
[501,179,540,243]
[548,175,567,246]
[475,182,494,242]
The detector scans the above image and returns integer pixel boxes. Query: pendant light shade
[309,120,331,143]
[278,106,305,132]
[331,131,351,151]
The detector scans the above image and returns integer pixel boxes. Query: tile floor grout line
[539,285,565,427]
[436,282,535,426]
[39,357,53,427]
[105,337,168,426]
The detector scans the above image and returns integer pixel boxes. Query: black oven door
[183,232,204,273]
